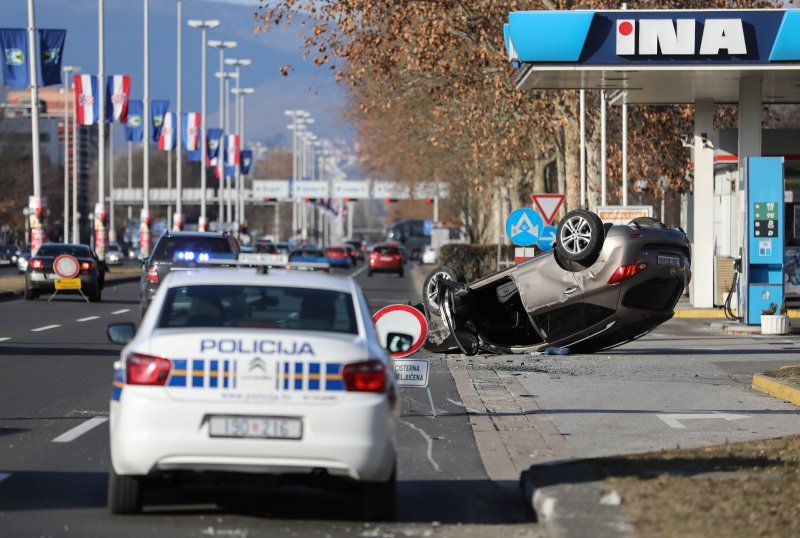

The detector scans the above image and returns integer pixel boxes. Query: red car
[368,244,404,277]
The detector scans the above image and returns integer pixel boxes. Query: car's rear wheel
[24,286,36,301]
[89,286,102,303]
[423,265,465,315]
[107,466,143,515]
[358,468,396,521]
[556,209,604,267]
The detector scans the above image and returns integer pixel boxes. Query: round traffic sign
[53,254,80,279]
[372,304,428,358]
[505,208,544,247]
[537,225,558,251]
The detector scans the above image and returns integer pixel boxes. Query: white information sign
[252,180,290,200]
[333,181,369,199]
[595,205,653,225]
[392,359,430,388]
[293,181,330,199]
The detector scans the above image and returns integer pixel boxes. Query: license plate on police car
[208,416,302,439]
[657,255,681,267]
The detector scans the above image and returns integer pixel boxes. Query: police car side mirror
[107,323,136,345]
[386,332,413,354]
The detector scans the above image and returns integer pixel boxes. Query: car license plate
[657,255,681,267]
[381,256,393,262]
[208,416,302,440]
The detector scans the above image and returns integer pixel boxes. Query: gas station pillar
[738,78,763,249]
[691,100,715,308]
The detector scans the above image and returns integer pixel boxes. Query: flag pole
[63,66,70,242]
[109,122,115,244]
[27,0,44,250]
[175,0,182,230]
[97,0,106,260]
[72,84,79,244]
[167,148,173,231]
[127,140,132,235]
[141,0,151,255]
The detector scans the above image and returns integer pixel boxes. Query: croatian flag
[105,75,130,123]
[158,112,176,151]
[224,134,240,177]
[73,74,99,125]
[182,112,201,151]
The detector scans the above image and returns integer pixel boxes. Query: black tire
[24,285,36,300]
[423,265,465,316]
[398,269,404,278]
[367,270,373,277]
[555,209,604,267]
[89,287,102,303]
[358,468,396,521]
[107,466,143,515]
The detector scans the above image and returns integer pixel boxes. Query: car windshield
[291,250,324,258]
[36,245,92,257]
[373,246,400,255]
[152,237,236,262]
[107,245,121,252]
[158,285,358,334]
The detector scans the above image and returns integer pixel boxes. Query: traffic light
[264,197,272,203]
[425,197,433,204]
[384,198,399,203]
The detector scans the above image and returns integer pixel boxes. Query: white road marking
[52,417,109,443]
[445,397,481,414]
[0,473,10,483]
[111,309,130,315]
[76,316,100,322]
[31,325,60,332]
[0,337,10,343]
[656,412,751,429]
[349,264,369,278]
[400,420,441,472]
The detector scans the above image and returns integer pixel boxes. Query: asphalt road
[0,262,539,537]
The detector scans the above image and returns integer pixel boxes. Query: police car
[106,262,404,519]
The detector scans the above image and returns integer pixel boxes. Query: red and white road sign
[53,255,80,279]
[531,194,566,225]
[372,304,428,358]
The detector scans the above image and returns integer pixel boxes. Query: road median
[753,366,800,406]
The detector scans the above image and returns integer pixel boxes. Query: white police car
[106,265,404,519]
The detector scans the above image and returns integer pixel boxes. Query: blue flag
[150,99,169,141]
[0,29,29,88]
[207,128,222,164]
[240,150,253,175]
[186,147,202,162]
[125,100,143,142]
[39,29,65,86]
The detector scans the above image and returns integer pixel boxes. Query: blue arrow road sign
[505,208,543,247]
[537,225,557,251]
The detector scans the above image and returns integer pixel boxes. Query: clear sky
[3,0,350,146]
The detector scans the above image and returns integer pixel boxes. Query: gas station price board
[753,202,780,238]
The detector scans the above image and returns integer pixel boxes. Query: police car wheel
[107,466,143,515]
[358,468,396,521]
[555,209,604,266]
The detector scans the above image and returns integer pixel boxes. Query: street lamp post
[233,86,253,232]
[174,0,183,230]
[27,0,44,252]
[71,67,81,245]
[225,58,250,232]
[97,0,107,260]
[208,40,236,229]
[187,19,220,231]
[62,65,77,242]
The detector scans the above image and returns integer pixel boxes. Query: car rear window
[254,242,277,254]
[158,285,358,334]
[291,250,324,258]
[325,248,346,254]
[373,246,400,255]
[152,236,236,261]
[36,245,92,257]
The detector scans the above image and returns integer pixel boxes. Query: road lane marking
[0,337,10,343]
[656,412,751,429]
[76,316,100,322]
[111,309,130,315]
[0,473,10,483]
[399,420,441,472]
[52,417,109,443]
[31,325,60,332]
[350,265,368,278]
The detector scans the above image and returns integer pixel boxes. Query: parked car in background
[289,248,332,272]
[325,246,354,269]
[0,245,16,265]
[24,243,107,302]
[421,245,437,265]
[344,239,366,263]
[16,245,31,273]
[275,242,291,255]
[106,244,124,265]
[368,245,405,278]
[254,238,277,253]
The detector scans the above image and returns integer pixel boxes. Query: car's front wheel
[423,265,465,315]
[107,466,143,515]
[555,209,604,267]
[358,468,396,521]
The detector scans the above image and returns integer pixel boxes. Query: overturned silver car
[421,210,691,355]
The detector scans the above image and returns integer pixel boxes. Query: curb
[752,374,800,406]
[674,308,800,319]
[521,462,634,538]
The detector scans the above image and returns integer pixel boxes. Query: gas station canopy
[504,9,800,104]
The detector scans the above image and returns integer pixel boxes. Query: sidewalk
[673,296,800,319]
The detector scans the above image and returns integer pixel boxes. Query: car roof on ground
[163,268,356,294]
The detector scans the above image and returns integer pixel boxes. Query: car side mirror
[107,323,136,345]
[386,332,414,354]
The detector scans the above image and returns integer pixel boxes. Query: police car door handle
[564,287,578,295]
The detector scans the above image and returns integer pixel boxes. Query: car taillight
[607,262,648,285]
[146,265,159,283]
[29,258,44,270]
[360,246,366,251]
[342,360,387,393]
[125,352,171,386]
[80,261,94,274]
